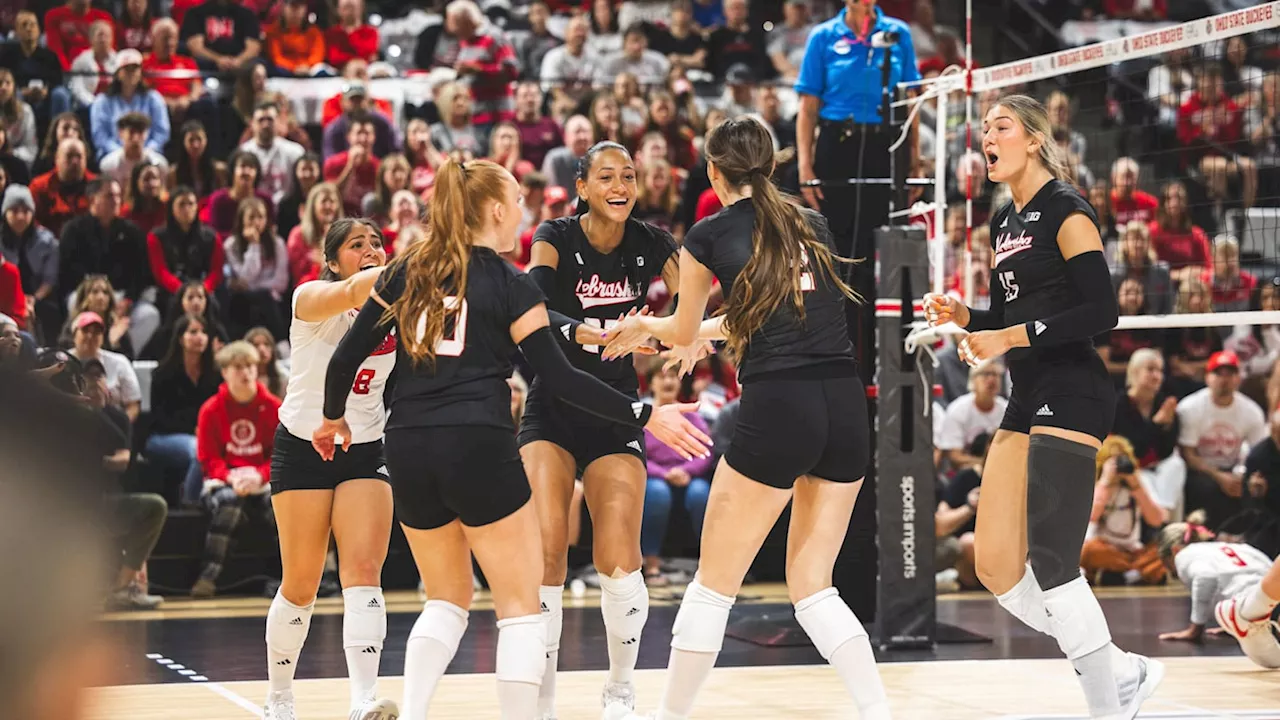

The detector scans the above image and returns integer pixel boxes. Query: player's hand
[645,402,711,461]
[661,343,703,377]
[1159,624,1204,643]
[312,417,352,461]
[601,307,660,361]
[957,329,1012,367]
[923,292,969,329]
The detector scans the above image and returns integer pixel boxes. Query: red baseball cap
[1206,351,1240,373]
[544,186,570,207]
[74,311,105,331]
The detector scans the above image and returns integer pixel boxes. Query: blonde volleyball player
[1156,517,1280,668]
[265,219,398,720]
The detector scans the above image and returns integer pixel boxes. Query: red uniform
[196,383,281,490]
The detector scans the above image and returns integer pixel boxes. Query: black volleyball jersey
[989,179,1100,365]
[373,247,545,431]
[683,198,855,382]
[532,216,677,391]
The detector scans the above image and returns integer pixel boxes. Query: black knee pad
[1026,434,1097,591]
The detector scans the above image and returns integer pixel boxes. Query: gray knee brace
[1026,434,1097,591]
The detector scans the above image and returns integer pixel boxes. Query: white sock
[266,591,314,696]
[995,564,1055,636]
[598,570,649,685]
[538,585,563,716]
[1241,584,1279,622]
[794,588,891,720]
[496,614,545,720]
[659,579,734,719]
[402,600,469,719]
[1043,577,1120,717]
[342,586,386,710]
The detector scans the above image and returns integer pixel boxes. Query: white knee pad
[670,580,735,654]
[539,585,564,653]
[409,600,470,654]
[495,614,547,685]
[266,591,314,653]
[793,588,867,661]
[599,571,649,641]
[1042,576,1112,660]
[995,564,1054,637]
[342,586,387,650]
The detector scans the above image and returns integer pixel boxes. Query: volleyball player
[312,159,710,720]
[520,140,680,715]
[266,219,397,720]
[922,94,1162,718]
[599,117,890,720]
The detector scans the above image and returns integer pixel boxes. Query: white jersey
[1174,542,1273,626]
[278,282,397,445]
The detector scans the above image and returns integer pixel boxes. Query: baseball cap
[344,81,369,99]
[1207,351,1240,373]
[544,186,569,207]
[113,49,144,73]
[35,348,86,396]
[726,63,755,85]
[73,311,105,331]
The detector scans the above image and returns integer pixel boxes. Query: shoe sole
[350,698,399,720]
[1119,657,1165,720]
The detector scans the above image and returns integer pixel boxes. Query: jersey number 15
[998,271,1019,303]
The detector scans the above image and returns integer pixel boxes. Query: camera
[1113,455,1135,475]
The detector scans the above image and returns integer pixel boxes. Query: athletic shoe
[349,697,399,720]
[1109,652,1163,720]
[263,691,297,720]
[601,680,636,710]
[1216,595,1280,668]
[600,702,649,720]
[106,585,163,610]
[190,577,216,598]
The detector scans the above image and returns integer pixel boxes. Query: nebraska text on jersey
[575,274,639,309]
[994,230,1034,265]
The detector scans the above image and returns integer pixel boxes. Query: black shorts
[517,384,646,473]
[270,425,389,494]
[384,425,531,530]
[726,373,870,489]
[1000,354,1116,441]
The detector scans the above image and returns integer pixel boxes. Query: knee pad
[995,564,1053,637]
[1027,435,1096,590]
[539,585,564,653]
[342,586,387,650]
[266,591,314,654]
[670,579,735,654]
[1042,576,1112,660]
[599,571,649,641]
[495,614,546,685]
[409,599,470,654]
[793,588,867,661]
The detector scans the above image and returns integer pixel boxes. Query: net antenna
[899,1,1280,354]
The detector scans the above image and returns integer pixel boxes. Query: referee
[795,0,920,379]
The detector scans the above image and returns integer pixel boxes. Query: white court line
[997,711,1274,720]
[200,681,264,718]
[142,652,263,718]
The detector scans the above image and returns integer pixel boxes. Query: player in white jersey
[264,218,399,720]
[1157,517,1280,668]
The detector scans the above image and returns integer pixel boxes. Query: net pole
[962,0,975,303]
[933,89,948,294]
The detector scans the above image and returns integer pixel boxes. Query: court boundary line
[141,652,263,717]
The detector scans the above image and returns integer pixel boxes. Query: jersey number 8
[582,317,619,355]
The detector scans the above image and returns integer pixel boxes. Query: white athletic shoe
[600,701,650,720]
[1216,595,1280,668]
[1108,652,1163,720]
[349,696,399,720]
[601,680,636,710]
[263,691,297,720]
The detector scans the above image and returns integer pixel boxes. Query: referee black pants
[815,122,893,384]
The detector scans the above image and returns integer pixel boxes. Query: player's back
[1176,542,1271,587]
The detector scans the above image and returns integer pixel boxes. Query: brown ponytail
[703,118,858,362]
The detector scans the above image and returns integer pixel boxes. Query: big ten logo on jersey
[1024,211,1042,222]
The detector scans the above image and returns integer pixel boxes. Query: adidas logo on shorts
[626,440,642,452]
[367,598,380,608]
[1036,404,1053,417]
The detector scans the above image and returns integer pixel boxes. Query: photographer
[1080,436,1169,586]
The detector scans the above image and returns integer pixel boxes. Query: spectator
[1103,0,1167,19]
[1249,72,1280,193]
[192,340,279,597]
[99,112,168,189]
[380,189,421,257]
[207,151,274,237]
[595,23,669,89]
[0,185,59,341]
[541,114,593,190]
[63,20,116,114]
[319,59,394,128]
[228,62,272,149]
[61,274,132,357]
[286,182,342,284]
[222,196,288,338]
[1228,277,1280,409]
[124,160,167,235]
[587,92,624,146]
[611,72,648,139]
[0,315,27,369]
[116,0,154,53]
[1148,181,1211,285]
[0,70,37,168]
[909,0,940,59]
[1223,35,1263,111]
[1109,158,1159,230]
[640,364,712,586]
[89,49,170,162]
[1098,276,1160,385]
[707,0,768,79]
[171,120,227,199]
[325,0,379,72]
[917,27,965,77]
[449,0,518,134]
[540,14,597,105]
[360,152,409,226]
[0,151,13,199]
[1113,348,1186,520]
[633,158,679,232]
[147,313,220,501]
[146,187,223,309]
[144,18,204,119]
[1081,436,1168,586]
[0,11,63,125]
[1088,183,1119,261]
[1242,410,1280,520]
[648,1,706,73]
[0,247,25,327]
[266,0,326,77]
[44,0,114,71]
[485,122,535,182]
[1205,235,1257,314]
[1178,350,1268,528]
[276,152,321,240]
[769,0,813,81]
[240,102,306,205]
[720,64,756,118]
[518,1,561,83]
[1148,45,1194,137]
[691,0,725,29]
[936,361,1007,472]
[1178,65,1256,209]
[244,326,286,397]
[31,137,94,236]
[180,0,263,75]
[323,116,380,216]
[412,0,466,71]
[430,81,484,156]
[513,82,562,170]
[68,310,142,420]
[320,81,400,159]
[147,278,229,360]
[1046,89,1087,161]
[647,90,698,171]
[587,0,622,56]
[934,433,984,592]
[1164,277,1221,400]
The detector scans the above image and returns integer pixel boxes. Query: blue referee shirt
[794,7,921,124]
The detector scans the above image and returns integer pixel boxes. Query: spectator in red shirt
[286,182,341,284]
[206,151,275,236]
[1147,181,1211,286]
[1109,157,1159,230]
[449,0,519,132]
[1177,65,1257,209]
[918,28,967,77]
[30,137,94,235]
[1102,0,1166,20]
[116,0,154,53]
[513,81,562,169]
[323,115,380,216]
[44,0,114,71]
[147,187,224,308]
[380,188,422,257]
[324,0,379,72]
[1204,235,1257,313]
[192,340,279,597]
[319,62,394,128]
[143,19,204,119]
[403,118,442,196]
[0,252,26,329]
